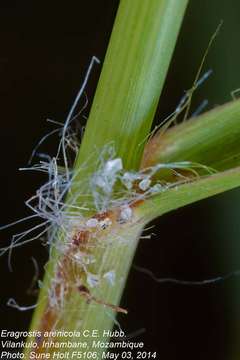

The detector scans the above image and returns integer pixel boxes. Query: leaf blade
[136,167,240,222]
[142,99,240,174]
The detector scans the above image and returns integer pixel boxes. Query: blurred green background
[0,1,240,359]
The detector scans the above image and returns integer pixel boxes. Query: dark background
[1,1,240,359]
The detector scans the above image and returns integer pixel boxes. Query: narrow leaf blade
[136,167,240,222]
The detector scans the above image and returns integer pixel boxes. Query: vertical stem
[26,0,188,357]
[74,0,189,175]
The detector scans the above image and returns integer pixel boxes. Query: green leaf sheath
[142,99,240,173]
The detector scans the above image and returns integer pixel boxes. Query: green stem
[25,0,188,357]
[74,0,189,178]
